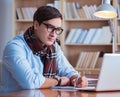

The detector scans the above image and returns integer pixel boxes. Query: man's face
[34,18,62,46]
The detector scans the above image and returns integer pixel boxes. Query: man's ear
[33,20,39,30]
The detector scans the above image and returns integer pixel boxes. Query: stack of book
[75,51,100,69]
[65,26,112,44]
[64,1,97,19]
[47,0,61,12]
[16,0,61,20]
[16,7,37,20]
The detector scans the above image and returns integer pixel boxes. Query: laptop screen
[96,53,120,91]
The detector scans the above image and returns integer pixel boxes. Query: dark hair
[33,6,62,24]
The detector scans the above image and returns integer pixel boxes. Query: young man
[0,6,88,93]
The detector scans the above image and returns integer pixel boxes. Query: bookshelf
[14,0,57,34]
[14,0,119,74]
[62,0,118,74]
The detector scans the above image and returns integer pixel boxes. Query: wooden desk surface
[1,88,120,97]
[1,75,119,97]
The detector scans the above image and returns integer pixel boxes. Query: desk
[1,88,120,97]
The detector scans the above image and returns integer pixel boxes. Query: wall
[0,0,14,61]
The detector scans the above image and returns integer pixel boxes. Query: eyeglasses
[42,23,63,35]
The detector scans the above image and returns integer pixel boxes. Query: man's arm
[40,76,70,88]
[40,78,58,88]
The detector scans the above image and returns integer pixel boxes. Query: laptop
[51,53,120,91]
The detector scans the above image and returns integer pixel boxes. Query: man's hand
[60,77,70,86]
[70,75,88,87]
[74,76,88,87]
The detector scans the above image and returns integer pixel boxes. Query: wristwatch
[53,75,61,86]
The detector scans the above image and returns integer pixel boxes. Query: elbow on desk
[19,79,42,89]
[19,76,46,90]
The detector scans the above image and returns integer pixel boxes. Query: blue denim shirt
[0,34,78,93]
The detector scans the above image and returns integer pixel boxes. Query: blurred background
[0,0,14,61]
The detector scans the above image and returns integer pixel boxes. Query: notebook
[51,53,120,91]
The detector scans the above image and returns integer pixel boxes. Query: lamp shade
[94,2,117,19]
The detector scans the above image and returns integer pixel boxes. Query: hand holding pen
[74,72,80,87]
[74,72,88,88]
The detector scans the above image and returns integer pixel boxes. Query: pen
[74,72,80,88]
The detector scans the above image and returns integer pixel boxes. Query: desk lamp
[93,0,117,53]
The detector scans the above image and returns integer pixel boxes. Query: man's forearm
[40,78,58,88]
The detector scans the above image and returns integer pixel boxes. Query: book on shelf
[76,29,88,43]
[90,28,102,44]
[86,52,100,69]
[83,28,97,44]
[92,4,97,19]
[88,5,97,19]
[82,5,93,19]
[31,7,37,18]
[47,0,61,12]
[76,4,97,19]
[86,5,94,19]
[16,8,24,20]
[16,7,37,20]
[54,0,61,12]
[71,2,80,19]
[75,51,100,69]
[89,52,100,69]
[76,52,87,68]
[77,8,87,19]
[65,28,77,43]
[65,26,112,44]
[71,28,82,43]
[88,26,112,44]
[64,1,98,19]
[82,52,91,68]
[84,52,94,68]
[64,1,68,19]
[64,2,73,19]
[97,26,112,44]
[81,4,97,19]
[88,29,98,44]
[69,29,78,43]
[21,7,30,20]
[82,5,90,19]
[64,2,81,19]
